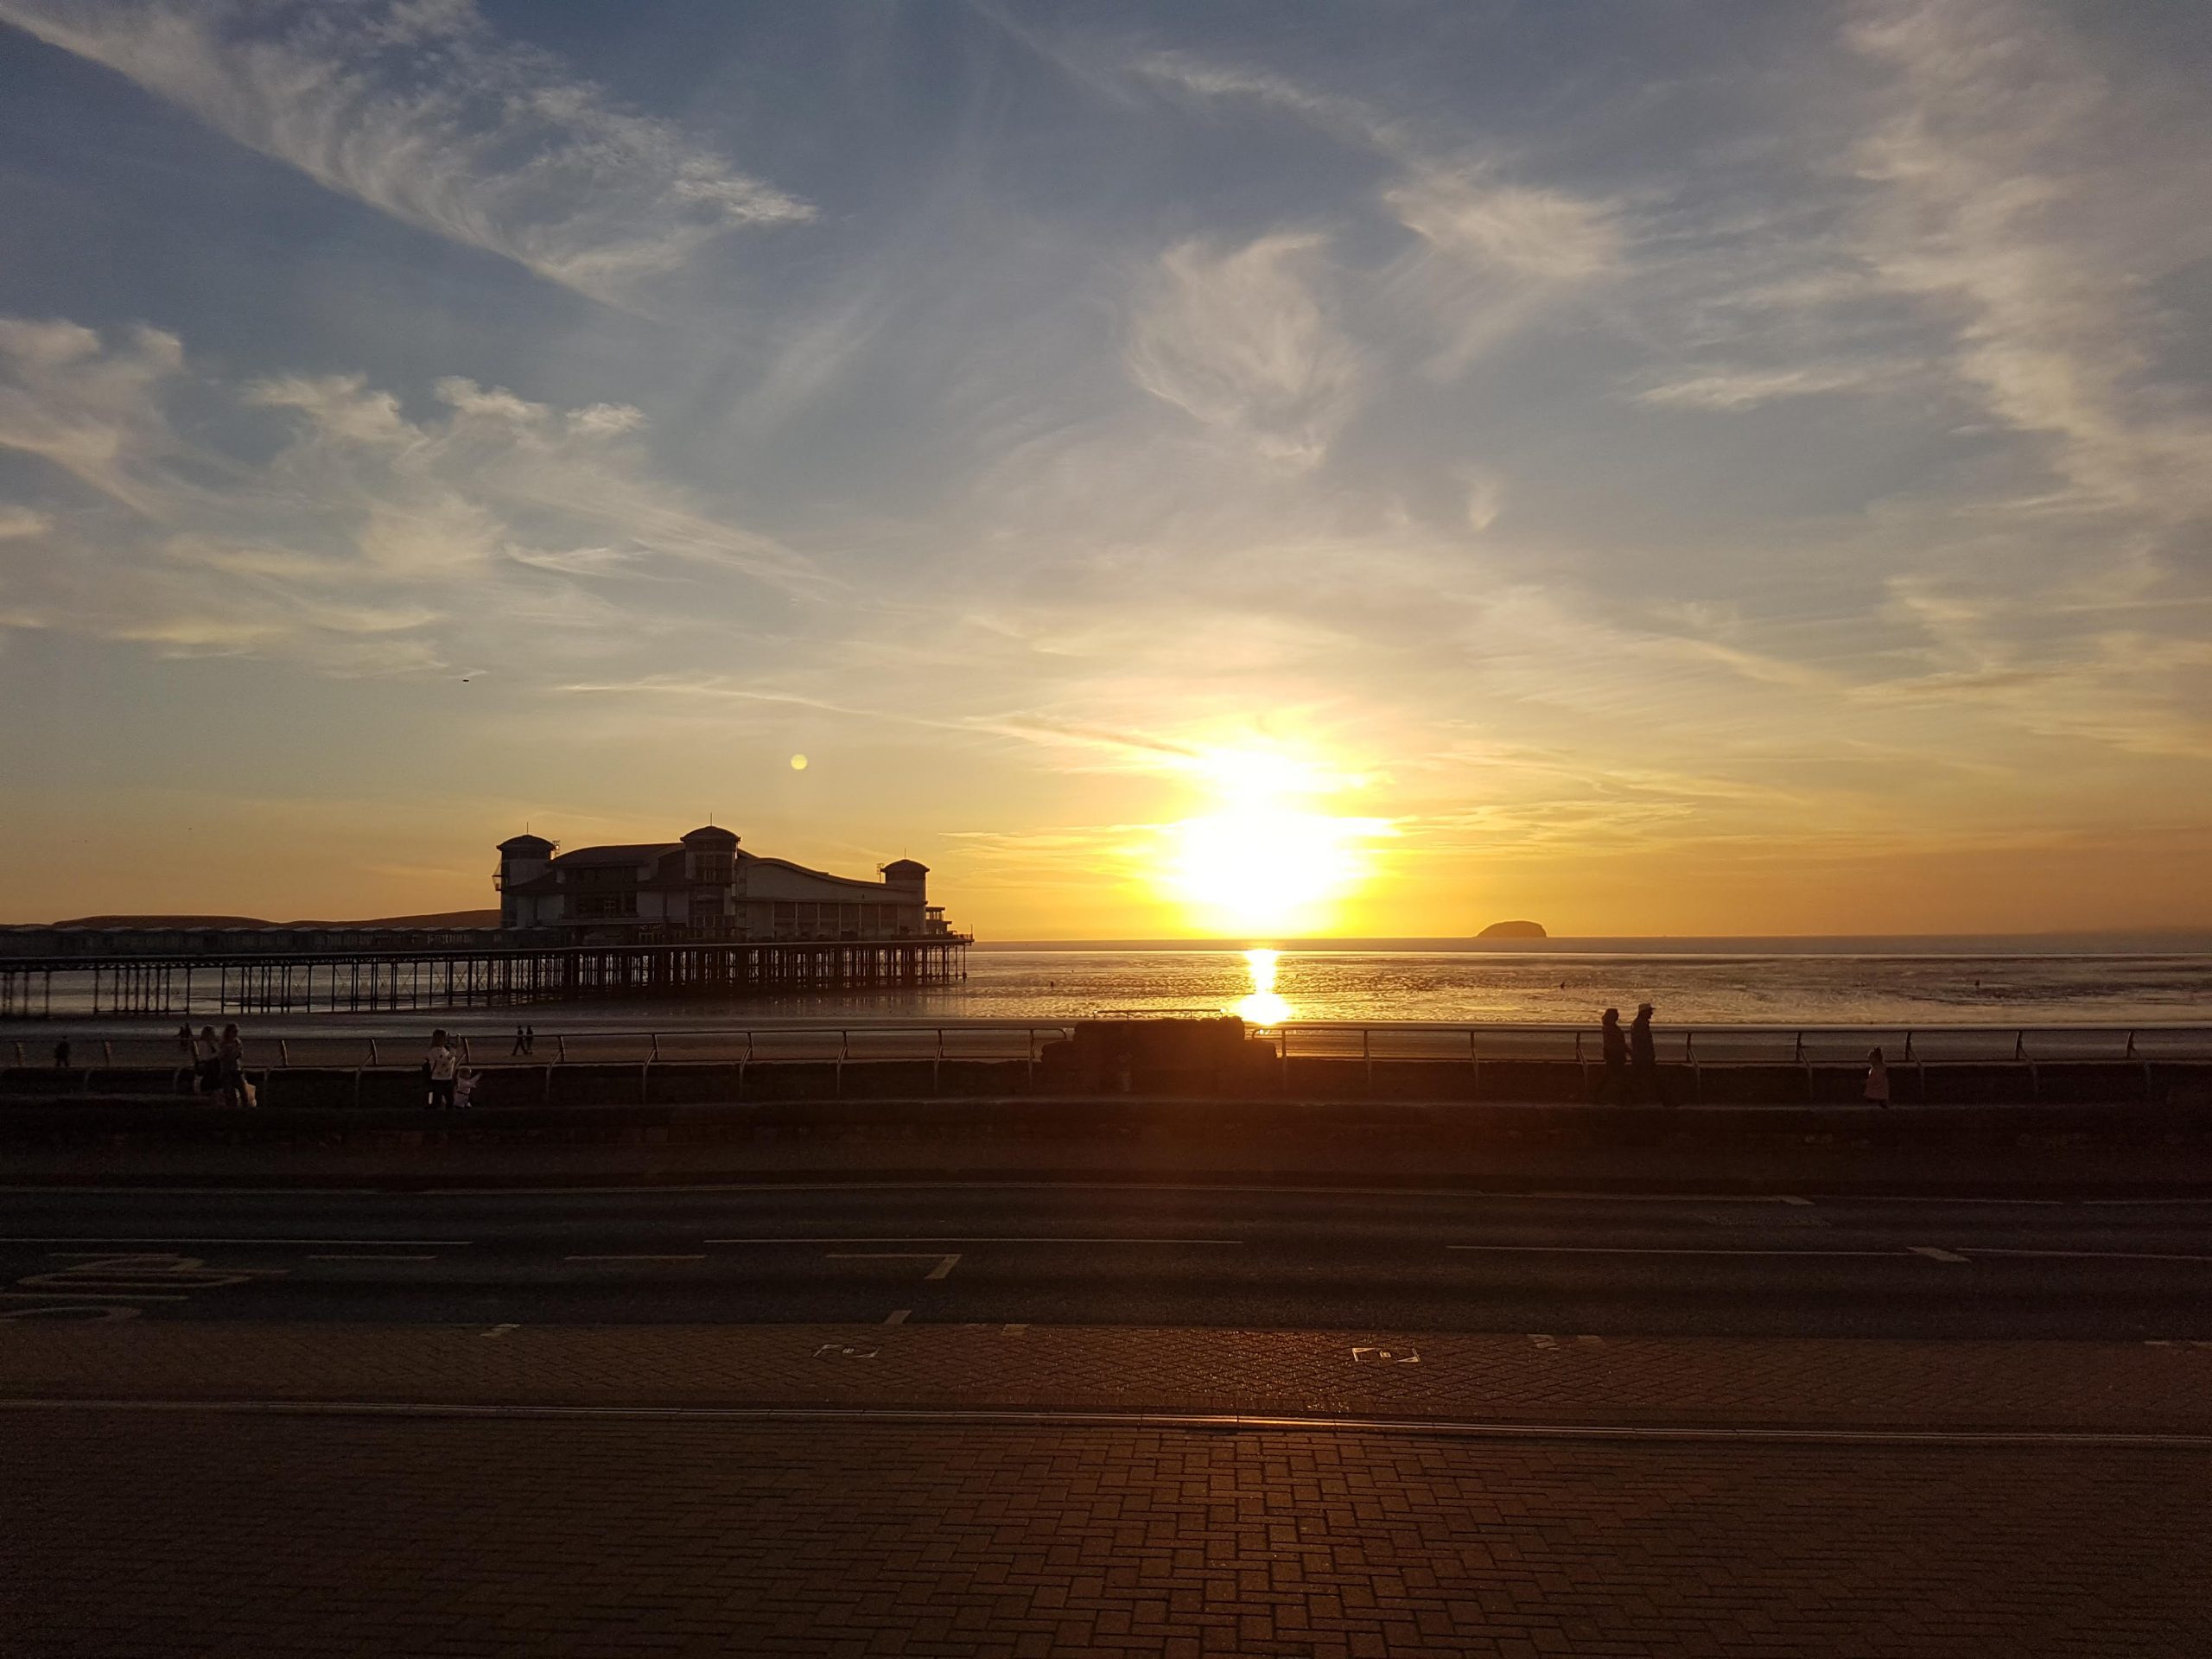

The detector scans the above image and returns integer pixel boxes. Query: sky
[2,0,2210,938]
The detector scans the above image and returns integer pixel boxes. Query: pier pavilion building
[496,826,949,943]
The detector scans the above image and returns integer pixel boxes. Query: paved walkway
[7,1325,2209,1656]
[7,1408,2203,1657]
[6,1321,2212,1433]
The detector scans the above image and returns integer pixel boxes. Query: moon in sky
[790,754,809,771]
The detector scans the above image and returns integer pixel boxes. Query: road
[5,1181,2210,1338]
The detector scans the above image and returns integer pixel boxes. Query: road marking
[305,1254,436,1262]
[1777,1196,1813,1205]
[1447,1244,1905,1257]
[481,1324,518,1338]
[883,1309,911,1325]
[1968,1248,2212,1263]
[1001,1324,1028,1336]
[812,1344,878,1359]
[0,1290,187,1301]
[1910,1246,1972,1263]
[16,1256,288,1293]
[0,1237,471,1247]
[0,1303,142,1321]
[1529,1334,1558,1350]
[21,1398,2212,1451]
[1351,1346,1419,1364]
[707,1236,1242,1246]
[826,1252,963,1281]
[563,1255,706,1262]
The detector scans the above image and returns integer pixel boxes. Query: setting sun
[1162,745,1390,934]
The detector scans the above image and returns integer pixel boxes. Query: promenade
[7,1319,2209,1656]
[5,1177,2212,1653]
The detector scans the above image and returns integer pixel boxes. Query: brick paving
[5,1321,2212,1433]
[4,1408,2204,1657]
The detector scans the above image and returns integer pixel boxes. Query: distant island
[1476,919,1548,939]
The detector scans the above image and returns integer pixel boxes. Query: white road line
[0,1237,472,1247]
[0,1290,188,1301]
[12,1397,2212,1451]
[1910,1247,1972,1263]
[480,1324,518,1338]
[1446,1244,1908,1257]
[706,1236,1243,1246]
[883,1309,912,1325]
[1969,1248,2212,1263]
[825,1252,963,1281]
[563,1255,706,1262]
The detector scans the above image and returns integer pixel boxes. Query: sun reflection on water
[1233,947,1294,1027]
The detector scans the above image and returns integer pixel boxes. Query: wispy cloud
[1847,0,2212,519]
[1134,50,1415,160]
[1634,361,1906,411]
[1383,171,1624,375]
[0,315,823,669]
[1134,50,1624,377]
[1124,232,1364,469]
[0,0,814,304]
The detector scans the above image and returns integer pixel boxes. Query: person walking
[426,1029,459,1111]
[52,1038,70,1070]
[1598,1007,1628,1104]
[524,1024,536,1056]
[217,1023,249,1109]
[1864,1046,1891,1109]
[1629,1002,1669,1107]
[194,1025,221,1096]
[512,1024,529,1058]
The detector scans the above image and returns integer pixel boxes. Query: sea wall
[4,1055,2209,1111]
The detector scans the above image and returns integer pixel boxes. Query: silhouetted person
[1864,1046,1891,1109]
[217,1024,248,1109]
[426,1029,458,1110]
[1598,1007,1628,1104]
[524,1025,536,1055]
[52,1038,69,1070]
[194,1025,221,1096]
[512,1024,529,1057]
[1629,1003,1669,1107]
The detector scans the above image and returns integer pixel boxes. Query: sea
[30,938,2211,1036]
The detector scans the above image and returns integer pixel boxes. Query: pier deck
[0,936,970,1017]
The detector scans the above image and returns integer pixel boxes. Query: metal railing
[1248,1021,2212,1065]
[12,1020,2212,1072]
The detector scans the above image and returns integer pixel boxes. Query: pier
[0,935,970,1018]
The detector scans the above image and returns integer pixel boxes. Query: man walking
[426,1029,459,1111]
[1629,1002,1670,1108]
[217,1024,250,1109]
[1598,1007,1628,1104]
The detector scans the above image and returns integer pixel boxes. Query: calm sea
[41,940,2209,1034]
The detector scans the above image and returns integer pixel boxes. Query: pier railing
[14,1019,2212,1071]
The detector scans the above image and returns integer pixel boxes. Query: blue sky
[2,0,2209,935]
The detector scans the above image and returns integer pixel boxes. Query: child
[1864,1046,1891,1109]
[453,1067,480,1111]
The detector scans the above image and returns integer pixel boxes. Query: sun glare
[1162,744,1389,935]
[1234,946,1294,1026]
